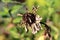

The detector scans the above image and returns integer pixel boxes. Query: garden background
[0,0,60,40]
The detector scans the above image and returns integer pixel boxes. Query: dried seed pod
[17,6,51,35]
[23,13,36,26]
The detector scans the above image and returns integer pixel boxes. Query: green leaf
[26,0,34,11]
[11,5,22,14]
[13,17,22,24]
[3,7,9,13]
[10,27,20,38]
[2,0,12,2]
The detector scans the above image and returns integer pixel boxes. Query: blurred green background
[0,0,60,40]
